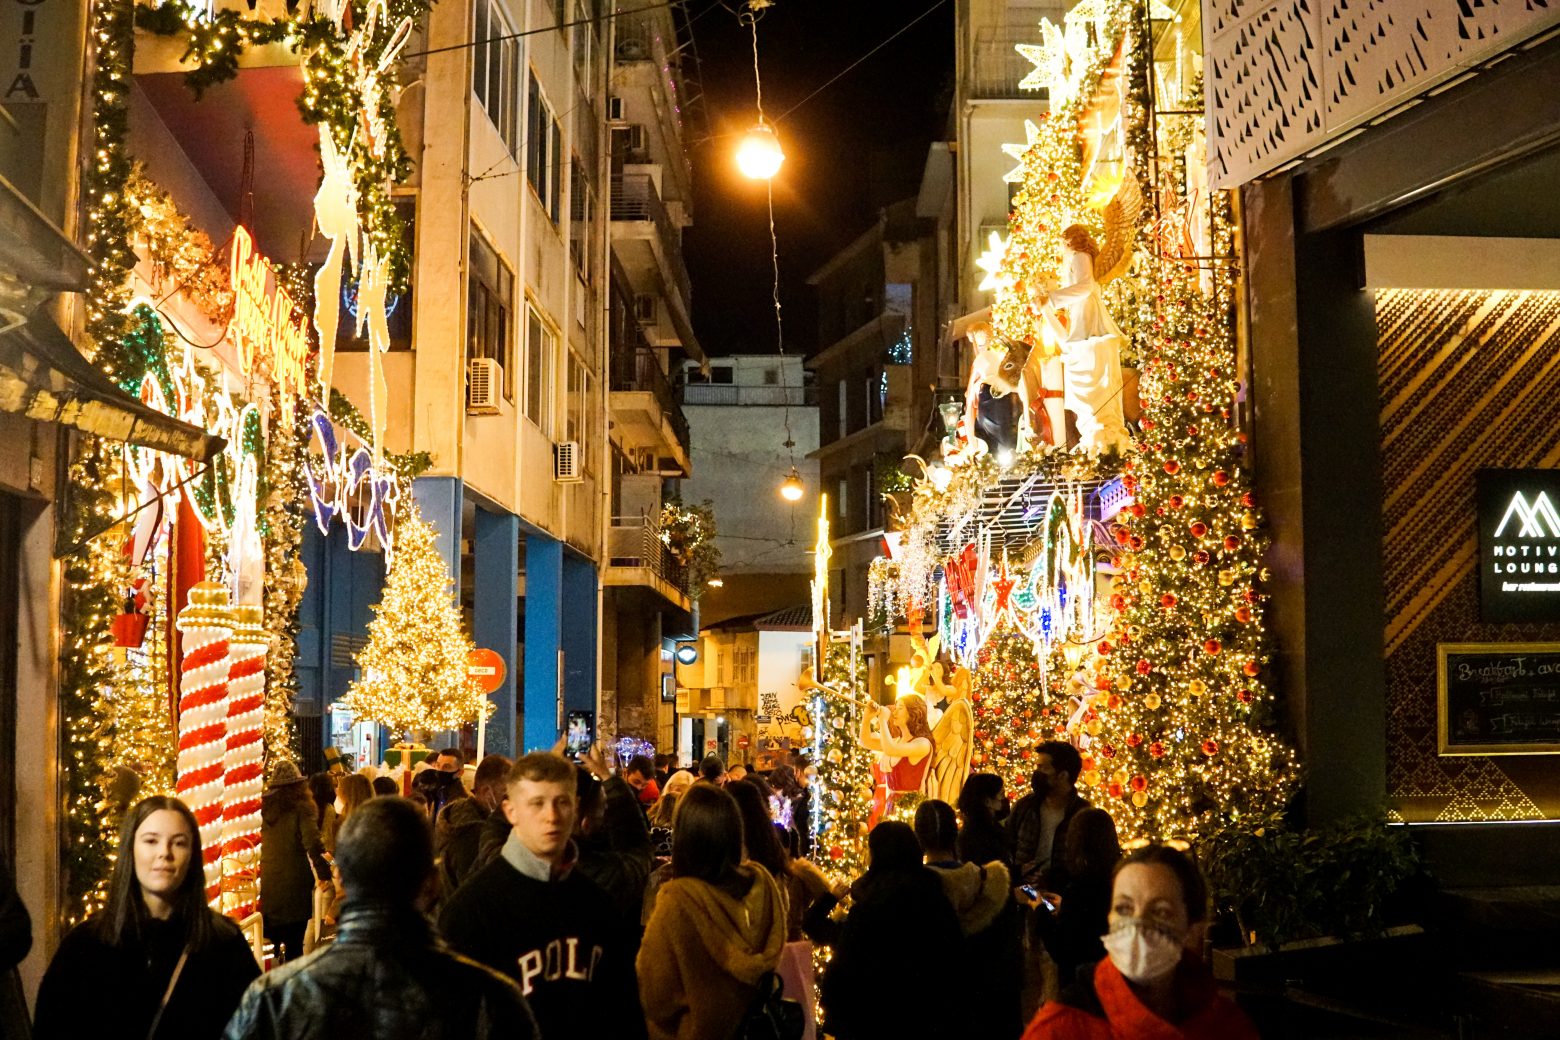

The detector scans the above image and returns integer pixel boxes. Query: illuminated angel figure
[860,694,934,829]
[355,241,392,464]
[312,126,359,404]
[929,666,973,805]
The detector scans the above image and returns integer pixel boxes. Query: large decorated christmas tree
[970,621,1047,794]
[341,508,492,740]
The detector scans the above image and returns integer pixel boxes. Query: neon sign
[304,406,398,557]
[229,226,309,400]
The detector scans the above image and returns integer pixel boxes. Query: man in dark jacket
[224,797,537,1040]
[437,753,513,896]
[574,754,653,941]
[441,752,644,1040]
[1008,740,1089,888]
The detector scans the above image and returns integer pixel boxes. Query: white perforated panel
[1206,1,1560,187]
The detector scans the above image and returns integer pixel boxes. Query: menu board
[1437,642,1560,755]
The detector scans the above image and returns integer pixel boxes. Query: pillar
[474,507,520,757]
[523,534,563,752]
[560,553,598,715]
[412,476,462,587]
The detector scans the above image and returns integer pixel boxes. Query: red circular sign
[736,734,751,749]
[466,648,507,694]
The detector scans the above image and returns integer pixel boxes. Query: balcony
[610,347,692,476]
[968,27,1049,101]
[605,514,692,613]
[611,174,702,359]
[680,383,819,407]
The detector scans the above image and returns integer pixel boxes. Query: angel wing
[1094,172,1146,284]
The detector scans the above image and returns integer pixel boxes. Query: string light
[175,582,234,907]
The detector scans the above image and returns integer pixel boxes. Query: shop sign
[1478,469,1560,623]
[230,226,309,400]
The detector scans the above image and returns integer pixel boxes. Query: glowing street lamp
[736,122,785,180]
[779,466,805,502]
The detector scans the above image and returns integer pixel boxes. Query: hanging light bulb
[779,466,805,501]
[736,122,785,180]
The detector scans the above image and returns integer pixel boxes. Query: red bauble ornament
[1136,659,1152,675]
[1245,589,1259,603]
[1130,775,1147,792]
[1164,460,1180,475]
[1168,495,1184,509]
[1097,641,1113,655]
[1020,749,1033,760]
[1201,739,1219,757]
[1203,639,1222,655]
[1243,661,1262,677]
[1187,425,1199,437]
[1236,689,1253,704]
[1241,492,1255,508]
[1126,733,1142,747]
[1130,502,1146,517]
[1190,521,1208,538]
[1160,594,1177,608]
[1148,741,1166,758]
[828,845,844,861]
[1100,744,1116,758]
[1235,606,1252,623]
[1224,535,1242,551]
[1194,550,1211,565]
[1129,535,1145,551]
[1212,470,1230,487]
[1107,694,1122,709]
[1107,782,1124,800]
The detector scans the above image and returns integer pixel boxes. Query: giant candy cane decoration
[219,605,267,918]
[176,583,233,906]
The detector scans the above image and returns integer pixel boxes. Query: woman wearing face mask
[33,796,260,1040]
[1021,845,1258,1039]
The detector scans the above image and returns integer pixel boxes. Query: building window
[525,304,557,432]
[528,72,563,223]
[565,348,593,466]
[836,477,848,519]
[710,365,734,384]
[467,228,514,400]
[572,0,595,80]
[763,367,779,385]
[837,379,848,438]
[472,0,519,152]
[569,156,593,278]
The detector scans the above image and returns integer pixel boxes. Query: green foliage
[659,499,721,597]
[1200,812,1423,948]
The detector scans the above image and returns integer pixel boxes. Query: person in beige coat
[637,784,786,1040]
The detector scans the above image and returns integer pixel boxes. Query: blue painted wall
[523,535,563,753]
[474,507,520,757]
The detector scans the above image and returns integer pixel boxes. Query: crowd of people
[9,739,1259,1040]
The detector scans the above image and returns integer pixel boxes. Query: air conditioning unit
[467,358,502,414]
[554,440,583,482]
[607,95,625,121]
[633,293,657,325]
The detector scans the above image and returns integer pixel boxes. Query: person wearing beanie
[260,760,331,963]
[637,783,786,1040]
[224,797,538,1039]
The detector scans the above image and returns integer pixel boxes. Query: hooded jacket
[1022,952,1260,1040]
[929,859,1025,1040]
[637,862,786,1040]
[260,783,331,924]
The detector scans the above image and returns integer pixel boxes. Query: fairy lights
[176,583,234,906]
[220,605,267,918]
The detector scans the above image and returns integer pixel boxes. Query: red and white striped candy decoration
[175,582,233,907]
[220,604,267,919]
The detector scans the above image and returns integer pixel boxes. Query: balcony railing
[969,27,1050,100]
[608,514,690,595]
[610,173,692,315]
[610,347,691,453]
[680,384,818,407]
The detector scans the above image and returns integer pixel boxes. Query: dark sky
[681,0,954,357]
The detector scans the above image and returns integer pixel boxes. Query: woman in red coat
[1022,845,1259,1040]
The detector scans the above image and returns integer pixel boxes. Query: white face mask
[1102,917,1184,984]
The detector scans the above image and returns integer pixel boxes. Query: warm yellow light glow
[736,123,785,180]
[780,467,805,501]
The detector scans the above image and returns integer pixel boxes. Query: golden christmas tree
[341,509,491,740]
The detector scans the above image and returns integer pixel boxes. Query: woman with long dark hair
[638,783,786,1040]
[957,772,1012,868]
[1039,807,1124,982]
[261,759,332,963]
[33,796,259,1039]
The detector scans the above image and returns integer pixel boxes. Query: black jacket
[223,902,536,1040]
[815,866,964,1040]
[34,911,258,1040]
[1008,790,1090,885]
[575,777,653,939]
[436,796,499,896]
[440,843,645,1039]
[1042,869,1114,980]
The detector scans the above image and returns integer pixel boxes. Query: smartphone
[564,710,594,760]
[1020,884,1055,912]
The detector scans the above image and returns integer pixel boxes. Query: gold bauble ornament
[1132,791,1148,807]
[1169,545,1186,561]
[1144,693,1162,710]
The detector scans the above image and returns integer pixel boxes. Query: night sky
[680,0,954,357]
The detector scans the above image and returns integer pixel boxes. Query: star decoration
[992,568,1018,613]
[1000,119,1045,184]
[1017,17,1074,101]
[976,230,1015,294]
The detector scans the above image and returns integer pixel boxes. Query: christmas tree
[1091,242,1299,840]
[969,621,1047,795]
[341,509,492,741]
[809,636,874,880]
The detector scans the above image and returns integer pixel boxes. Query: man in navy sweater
[440,752,645,1039]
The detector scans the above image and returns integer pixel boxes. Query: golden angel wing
[1095,173,1146,284]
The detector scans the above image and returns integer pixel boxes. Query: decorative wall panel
[1378,288,1560,822]
[1207,2,1560,187]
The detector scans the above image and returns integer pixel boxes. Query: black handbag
[737,970,804,1040]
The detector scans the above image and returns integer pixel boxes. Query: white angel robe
[1042,248,1130,452]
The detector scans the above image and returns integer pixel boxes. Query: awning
[0,306,225,462]
[943,306,992,347]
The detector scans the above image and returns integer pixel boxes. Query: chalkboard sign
[1437,642,1560,755]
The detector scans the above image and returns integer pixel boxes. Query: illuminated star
[1000,119,1045,184]
[992,568,1018,613]
[1017,18,1071,100]
[976,230,1015,294]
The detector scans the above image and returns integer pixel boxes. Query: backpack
[738,971,804,1040]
